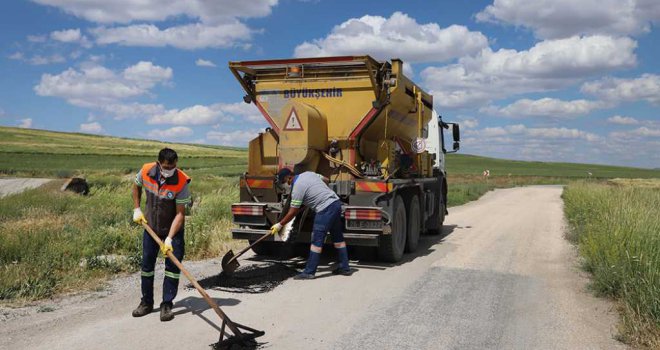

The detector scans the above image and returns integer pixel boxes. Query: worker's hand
[161,237,173,256]
[133,208,147,225]
[270,222,282,235]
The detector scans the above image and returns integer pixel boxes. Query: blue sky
[1,0,659,168]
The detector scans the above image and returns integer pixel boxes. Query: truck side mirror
[452,124,460,151]
[452,123,460,142]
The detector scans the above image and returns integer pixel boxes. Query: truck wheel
[378,195,407,262]
[249,240,273,256]
[427,188,446,236]
[405,195,421,252]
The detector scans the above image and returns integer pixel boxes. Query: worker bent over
[131,148,191,321]
[273,168,350,279]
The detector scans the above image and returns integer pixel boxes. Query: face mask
[160,164,176,178]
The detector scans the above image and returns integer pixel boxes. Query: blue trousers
[303,200,349,274]
[140,229,185,306]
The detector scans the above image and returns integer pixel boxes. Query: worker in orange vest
[131,148,191,321]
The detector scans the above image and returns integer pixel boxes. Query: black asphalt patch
[192,262,298,294]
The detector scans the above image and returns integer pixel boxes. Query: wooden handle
[141,223,241,335]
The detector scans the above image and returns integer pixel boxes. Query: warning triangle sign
[283,108,303,131]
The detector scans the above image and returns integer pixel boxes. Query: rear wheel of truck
[249,240,273,256]
[378,195,407,262]
[405,195,421,252]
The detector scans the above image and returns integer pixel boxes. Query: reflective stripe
[176,198,191,204]
[164,271,180,279]
[141,271,155,277]
[310,245,323,253]
[334,242,347,248]
[291,200,303,205]
[141,180,158,193]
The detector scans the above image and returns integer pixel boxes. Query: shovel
[222,219,294,276]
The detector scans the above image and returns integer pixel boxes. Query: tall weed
[563,182,660,347]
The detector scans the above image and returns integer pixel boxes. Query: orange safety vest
[139,162,191,237]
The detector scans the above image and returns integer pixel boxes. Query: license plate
[346,219,382,230]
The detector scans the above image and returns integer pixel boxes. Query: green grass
[563,181,660,348]
[446,153,660,178]
[0,174,242,302]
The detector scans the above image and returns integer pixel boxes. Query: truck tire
[427,181,447,235]
[249,240,273,256]
[405,195,421,252]
[378,195,407,262]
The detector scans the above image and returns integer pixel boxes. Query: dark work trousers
[303,200,349,274]
[140,229,185,306]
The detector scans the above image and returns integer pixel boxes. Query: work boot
[332,267,353,276]
[132,301,153,317]
[160,302,174,322]
[293,272,315,280]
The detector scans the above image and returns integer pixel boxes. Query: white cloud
[467,124,600,142]
[147,126,194,140]
[32,0,277,24]
[92,22,253,50]
[29,54,67,65]
[459,124,620,166]
[149,105,222,125]
[294,12,488,63]
[481,98,608,118]
[50,28,81,42]
[122,61,173,88]
[196,58,216,67]
[458,117,479,129]
[8,52,24,60]
[35,61,172,108]
[17,118,33,128]
[50,28,92,48]
[79,122,103,133]
[402,62,414,77]
[27,35,47,43]
[148,102,263,125]
[216,102,263,123]
[476,0,660,39]
[581,74,660,105]
[607,115,639,125]
[422,35,637,108]
[34,0,278,50]
[206,130,258,146]
[102,103,165,120]
[10,52,65,65]
[611,127,660,138]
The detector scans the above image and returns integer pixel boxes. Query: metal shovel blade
[221,249,239,275]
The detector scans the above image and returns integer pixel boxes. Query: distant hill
[2,126,658,179]
[0,126,246,177]
[446,153,660,178]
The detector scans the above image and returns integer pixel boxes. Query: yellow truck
[228,56,460,262]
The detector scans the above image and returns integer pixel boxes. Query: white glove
[270,222,282,235]
[133,208,147,225]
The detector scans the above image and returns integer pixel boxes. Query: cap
[276,168,293,184]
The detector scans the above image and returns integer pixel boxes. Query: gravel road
[0,178,52,198]
[0,186,626,350]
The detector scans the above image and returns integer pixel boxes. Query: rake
[142,223,264,347]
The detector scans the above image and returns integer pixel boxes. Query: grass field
[1,126,659,305]
[563,181,660,348]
